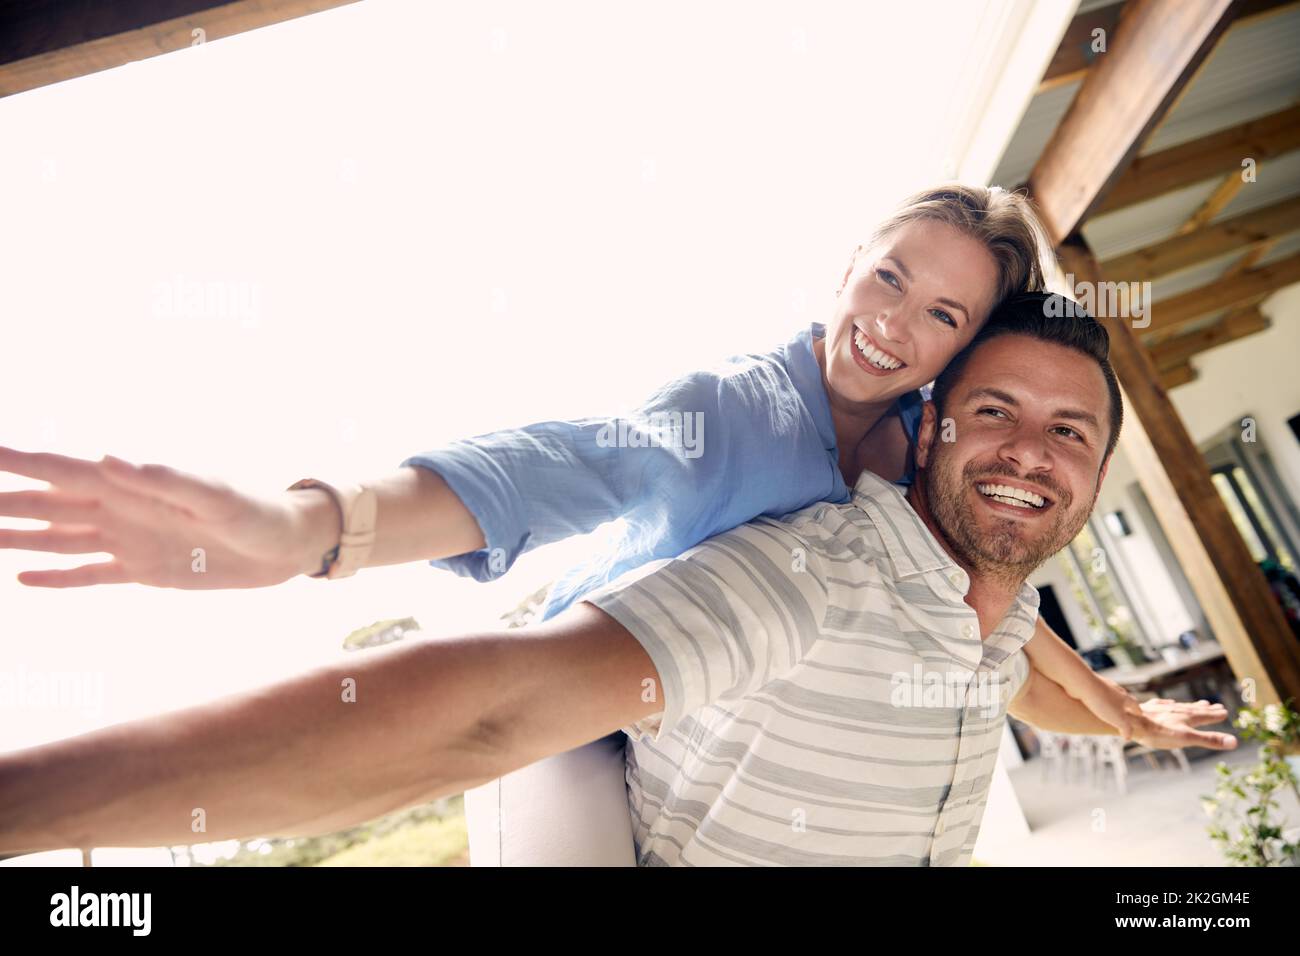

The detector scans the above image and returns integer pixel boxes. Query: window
[1210,465,1296,571]
[1054,519,1149,653]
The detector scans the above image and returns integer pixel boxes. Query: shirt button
[962,623,976,639]
[949,571,965,589]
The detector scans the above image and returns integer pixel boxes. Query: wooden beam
[1147,251,1300,336]
[1149,306,1270,370]
[1037,0,1300,94]
[1094,104,1300,216]
[1175,173,1246,235]
[0,0,360,98]
[1158,362,1198,389]
[1060,237,1299,706]
[1235,0,1300,19]
[1038,1,1126,93]
[1099,195,1300,283]
[1027,0,1237,244]
[1223,238,1277,276]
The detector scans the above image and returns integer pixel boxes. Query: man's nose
[997,427,1052,473]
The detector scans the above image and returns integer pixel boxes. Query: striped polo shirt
[585,469,1038,866]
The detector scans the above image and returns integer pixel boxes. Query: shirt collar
[849,468,1041,619]
[786,322,838,457]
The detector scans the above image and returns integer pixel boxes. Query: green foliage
[1202,699,1300,867]
[316,814,468,867]
[195,796,466,867]
[342,616,421,651]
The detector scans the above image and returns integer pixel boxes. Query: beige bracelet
[285,478,378,579]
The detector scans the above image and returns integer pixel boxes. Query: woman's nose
[874,310,910,345]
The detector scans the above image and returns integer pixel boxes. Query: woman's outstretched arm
[0,345,830,591]
[0,444,487,589]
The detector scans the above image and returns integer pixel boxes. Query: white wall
[1170,283,1300,508]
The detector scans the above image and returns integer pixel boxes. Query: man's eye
[930,308,956,328]
[1053,426,1083,441]
[978,407,1007,418]
[876,269,901,289]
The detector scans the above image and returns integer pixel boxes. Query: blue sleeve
[400,360,821,583]
[401,419,625,582]
[896,384,930,446]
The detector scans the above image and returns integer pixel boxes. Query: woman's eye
[930,308,956,328]
[876,268,901,289]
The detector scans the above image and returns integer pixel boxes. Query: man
[0,294,1233,864]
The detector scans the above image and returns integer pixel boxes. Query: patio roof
[995,0,1300,383]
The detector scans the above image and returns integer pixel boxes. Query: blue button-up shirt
[400,322,927,620]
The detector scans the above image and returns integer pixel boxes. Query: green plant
[1202,699,1300,867]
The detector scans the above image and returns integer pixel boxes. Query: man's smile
[973,478,1055,518]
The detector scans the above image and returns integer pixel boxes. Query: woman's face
[824,218,1001,407]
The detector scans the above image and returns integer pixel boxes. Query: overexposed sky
[0,0,1001,858]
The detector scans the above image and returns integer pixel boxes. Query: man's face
[915,335,1112,582]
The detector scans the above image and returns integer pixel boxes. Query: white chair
[1065,734,1098,787]
[1034,729,1070,784]
[1092,736,1191,795]
[1092,735,1129,794]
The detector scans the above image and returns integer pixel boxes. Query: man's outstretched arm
[0,603,661,855]
[1009,663,1237,751]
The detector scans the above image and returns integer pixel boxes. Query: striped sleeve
[583,515,830,742]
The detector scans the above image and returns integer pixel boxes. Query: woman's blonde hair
[852,184,1055,306]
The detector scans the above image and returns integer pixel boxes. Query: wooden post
[1059,237,1300,706]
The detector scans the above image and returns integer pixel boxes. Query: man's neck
[903,473,1024,640]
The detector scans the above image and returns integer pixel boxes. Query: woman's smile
[851,326,908,376]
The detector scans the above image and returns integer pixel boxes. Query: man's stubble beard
[923,443,1097,589]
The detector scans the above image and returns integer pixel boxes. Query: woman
[0,184,1143,865]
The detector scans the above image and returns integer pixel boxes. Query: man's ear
[1088,453,1112,513]
[1093,453,1112,502]
[915,400,939,469]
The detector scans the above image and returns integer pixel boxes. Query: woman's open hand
[0,446,318,589]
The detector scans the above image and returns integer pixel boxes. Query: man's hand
[0,445,321,589]
[1130,697,1238,751]
[1010,664,1237,751]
